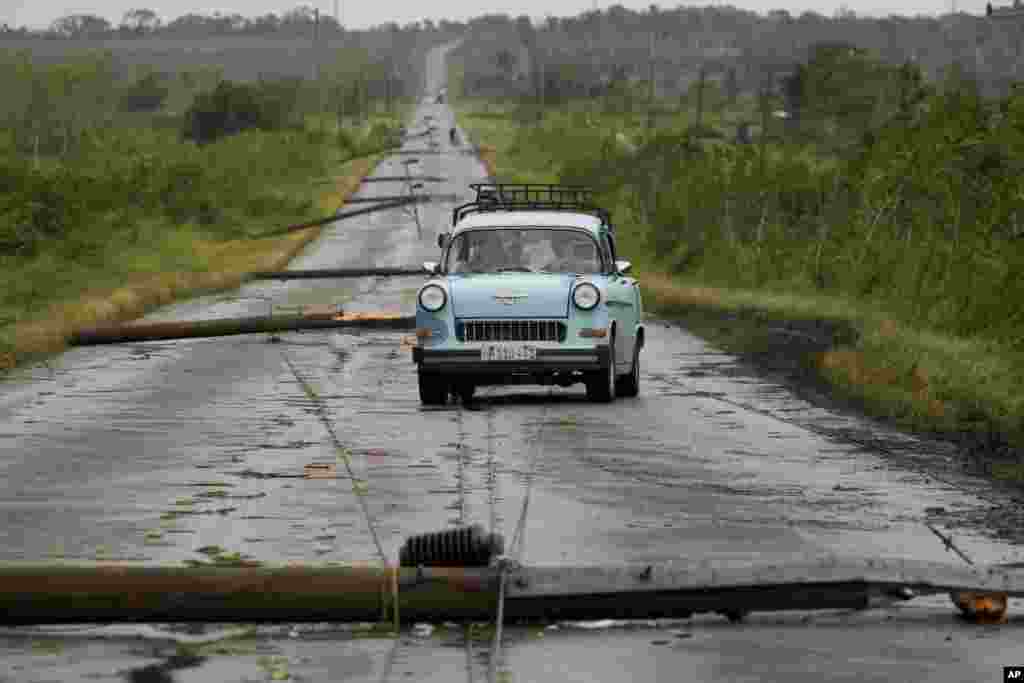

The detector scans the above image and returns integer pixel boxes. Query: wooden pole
[250,197,417,239]
[69,313,415,347]
[538,48,546,122]
[759,78,769,180]
[245,267,426,281]
[695,65,706,134]
[0,564,496,625]
[647,31,655,130]
[0,558,1020,625]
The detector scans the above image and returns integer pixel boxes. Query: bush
[0,162,84,256]
[119,72,169,112]
[182,78,303,146]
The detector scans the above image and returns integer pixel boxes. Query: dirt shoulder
[645,282,1024,490]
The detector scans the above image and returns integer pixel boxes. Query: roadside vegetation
[451,38,1024,467]
[0,48,413,373]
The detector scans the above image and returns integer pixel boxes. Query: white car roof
[453,211,604,234]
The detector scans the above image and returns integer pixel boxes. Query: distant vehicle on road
[412,183,644,405]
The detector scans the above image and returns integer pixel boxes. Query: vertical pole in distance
[759,78,768,179]
[696,65,706,135]
[647,30,655,131]
[537,46,545,123]
[314,8,322,135]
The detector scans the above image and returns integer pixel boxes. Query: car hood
[448,273,592,319]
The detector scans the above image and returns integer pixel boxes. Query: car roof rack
[452,183,613,230]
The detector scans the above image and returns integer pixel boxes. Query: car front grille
[459,320,566,343]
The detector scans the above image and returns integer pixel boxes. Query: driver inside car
[464,232,506,272]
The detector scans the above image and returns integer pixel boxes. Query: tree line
[452,5,1022,100]
[483,41,1024,350]
[7,7,469,40]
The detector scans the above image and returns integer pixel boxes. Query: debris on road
[2,556,1022,625]
[69,312,415,346]
[244,267,425,281]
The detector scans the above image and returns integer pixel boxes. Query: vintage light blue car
[411,183,644,405]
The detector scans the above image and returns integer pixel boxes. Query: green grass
[453,93,1024,465]
[0,106,403,373]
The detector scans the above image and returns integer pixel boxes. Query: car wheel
[586,337,616,403]
[456,382,475,404]
[418,371,448,406]
[616,343,640,398]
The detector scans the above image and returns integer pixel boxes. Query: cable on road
[465,624,477,683]
[488,564,510,683]
[488,389,553,683]
[377,635,403,683]
[508,389,552,562]
[279,350,387,564]
[926,522,976,565]
[485,398,499,539]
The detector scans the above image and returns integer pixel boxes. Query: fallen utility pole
[249,198,417,240]
[343,194,459,204]
[361,176,447,183]
[0,564,494,625]
[69,313,415,347]
[244,267,426,281]
[0,557,1020,625]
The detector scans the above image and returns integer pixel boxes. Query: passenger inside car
[543,234,600,273]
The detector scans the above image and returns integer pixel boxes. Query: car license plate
[481,343,537,361]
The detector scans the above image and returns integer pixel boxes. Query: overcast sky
[3,0,979,31]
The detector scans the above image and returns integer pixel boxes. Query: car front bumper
[413,346,611,375]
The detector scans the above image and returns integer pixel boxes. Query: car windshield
[446,228,602,274]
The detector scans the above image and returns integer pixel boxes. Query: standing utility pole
[647,31,656,130]
[312,8,325,134]
[311,8,319,82]
[539,48,546,121]
[695,66,707,133]
[758,78,769,178]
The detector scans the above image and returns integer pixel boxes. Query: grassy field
[0,99,415,374]
[453,96,1024,476]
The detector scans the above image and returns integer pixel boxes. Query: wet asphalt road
[1,42,1024,682]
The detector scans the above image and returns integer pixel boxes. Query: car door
[601,231,637,369]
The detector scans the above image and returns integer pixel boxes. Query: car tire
[418,371,448,406]
[616,343,640,398]
[456,383,476,404]
[586,337,616,403]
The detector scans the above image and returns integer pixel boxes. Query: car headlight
[572,282,600,310]
[418,284,447,312]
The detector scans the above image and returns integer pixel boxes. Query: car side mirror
[423,261,439,274]
[436,233,449,249]
[615,260,632,274]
